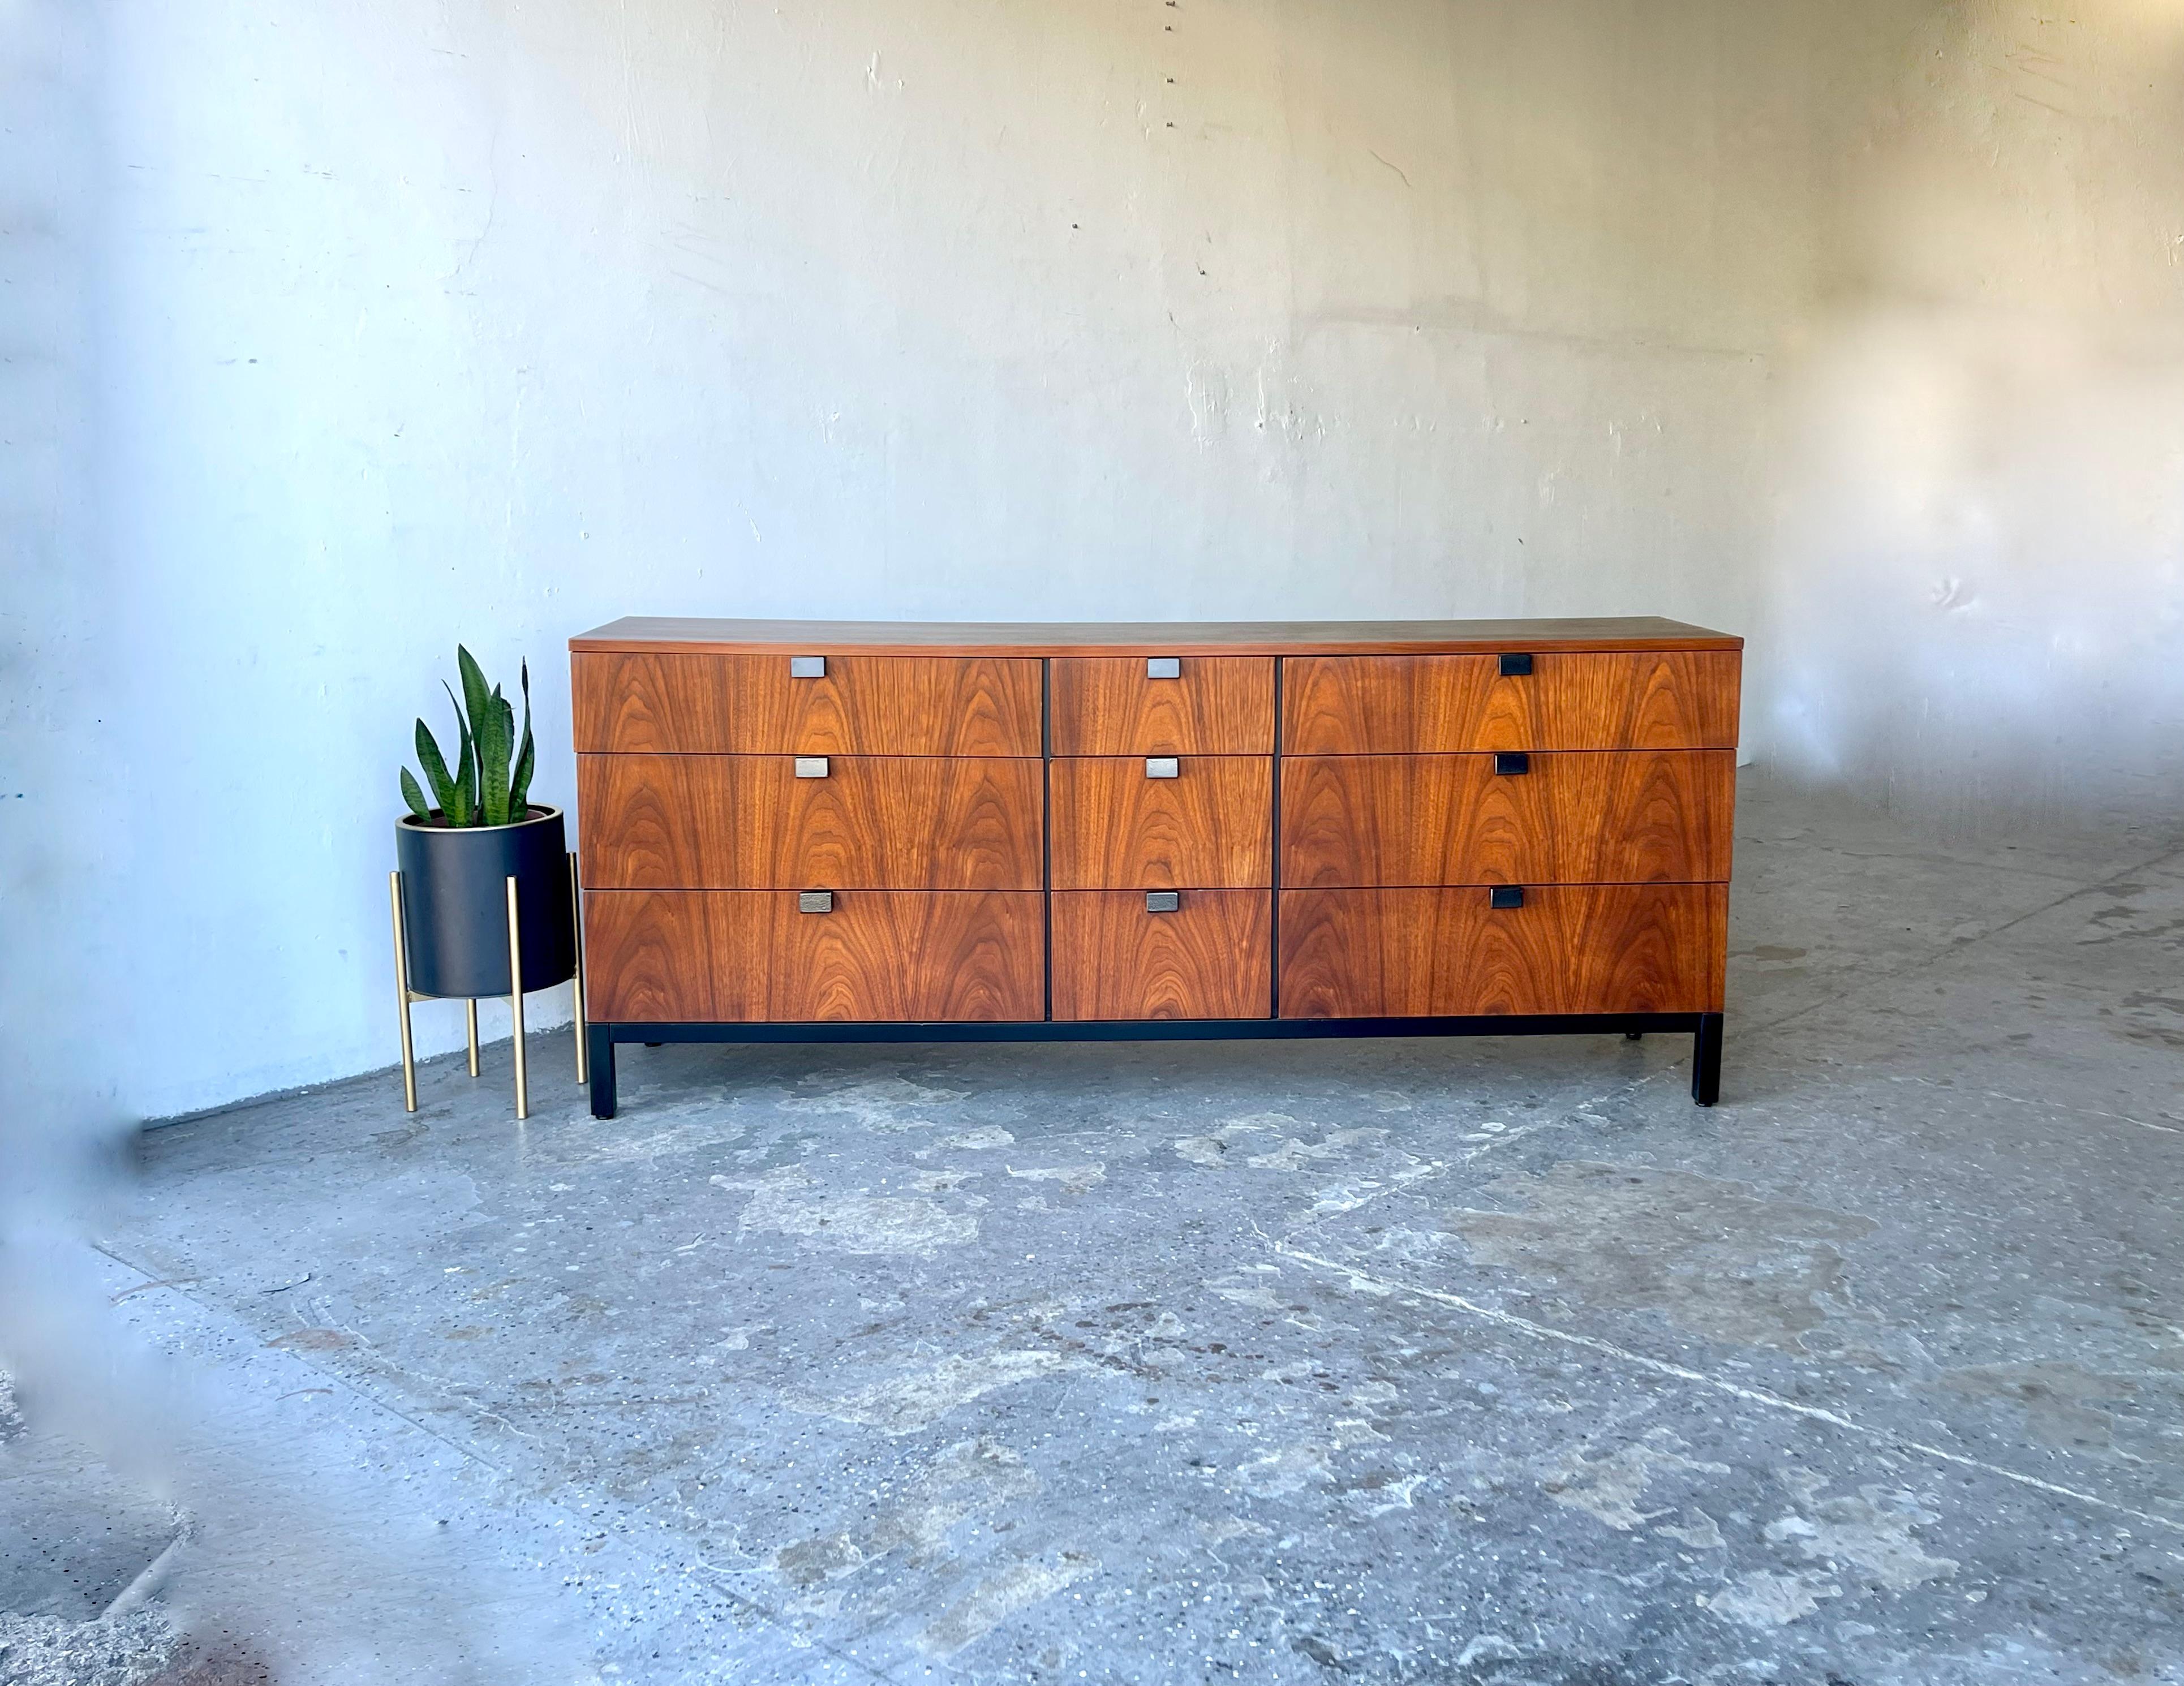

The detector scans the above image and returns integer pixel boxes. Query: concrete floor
[5,772,2183,1684]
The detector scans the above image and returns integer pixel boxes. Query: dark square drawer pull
[1145,891,1181,913]
[1498,652,1533,677]
[798,890,834,914]
[790,655,826,678]
[1489,884,1525,910]
[1146,656,1181,679]
[1494,751,1530,775]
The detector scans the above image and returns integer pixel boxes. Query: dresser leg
[588,1027,618,1119]
[1692,1013,1724,1106]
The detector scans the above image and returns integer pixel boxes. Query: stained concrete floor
[5,772,2183,1684]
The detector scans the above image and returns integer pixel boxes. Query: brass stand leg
[389,872,418,1113]
[506,875,528,1120]
[466,999,480,1077]
[570,851,588,1084]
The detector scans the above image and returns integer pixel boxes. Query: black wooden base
[586,1012,1725,1119]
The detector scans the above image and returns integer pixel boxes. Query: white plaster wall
[2,0,129,1185]
[27,0,2176,1122]
[1767,1,2184,835]
[38,0,1829,1120]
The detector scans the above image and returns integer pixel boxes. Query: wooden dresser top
[570,616,1742,657]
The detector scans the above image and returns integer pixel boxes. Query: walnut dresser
[569,617,1740,1117]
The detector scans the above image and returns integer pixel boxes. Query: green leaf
[497,691,519,820]
[453,727,476,825]
[442,681,476,825]
[509,661,535,818]
[399,767,432,821]
[477,685,513,827]
[414,719,457,815]
[456,646,492,745]
[459,725,477,822]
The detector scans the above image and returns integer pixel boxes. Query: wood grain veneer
[584,889,1044,1021]
[1048,756,1273,890]
[577,754,1042,890]
[573,617,1742,657]
[1282,652,1741,753]
[571,652,1041,756]
[1277,885,1727,1018]
[1049,657,1276,755]
[1050,890,1272,1021]
[572,617,1742,1050]
[1280,751,1735,888]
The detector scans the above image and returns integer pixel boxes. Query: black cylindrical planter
[395,805,575,999]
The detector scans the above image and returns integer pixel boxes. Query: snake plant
[399,646,536,827]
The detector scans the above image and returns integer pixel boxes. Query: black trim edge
[597,1013,1702,1044]
[584,1013,1714,1119]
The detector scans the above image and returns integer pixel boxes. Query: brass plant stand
[389,852,587,1120]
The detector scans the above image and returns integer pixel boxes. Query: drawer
[1048,755,1272,890]
[1278,884,1726,1017]
[1280,750,1735,887]
[1050,657,1275,755]
[1050,890,1271,1021]
[1282,651,1740,753]
[578,754,1041,890]
[571,652,1041,755]
[583,889,1044,1022]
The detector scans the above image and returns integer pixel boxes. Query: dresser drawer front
[1282,651,1740,753]
[572,652,1042,755]
[584,889,1043,1022]
[1050,890,1271,1021]
[1278,885,1726,1017]
[1048,756,1273,890]
[1281,750,1735,887]
[1050,657,1275,755]
[578,754,1041,890]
